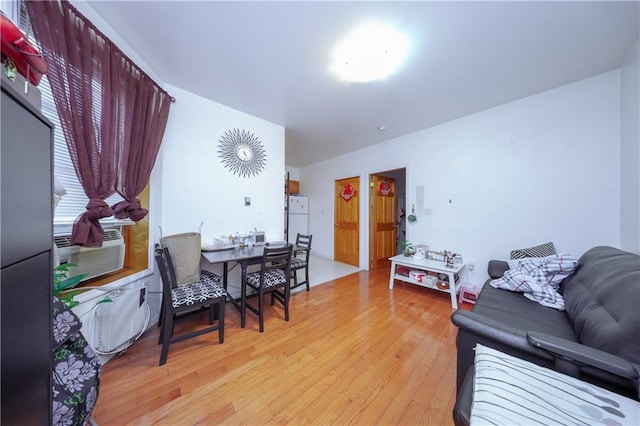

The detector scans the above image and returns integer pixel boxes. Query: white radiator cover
[89,283,149,354]
[81,282,150,354]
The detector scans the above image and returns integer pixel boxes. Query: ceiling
[85,1,639,167]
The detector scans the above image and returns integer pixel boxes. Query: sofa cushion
[561,246,640,365]
[487,260,509,279]
[453,284,578,393]
[510,241,556,259]
[473,282,577,341]
[469,344,640,425]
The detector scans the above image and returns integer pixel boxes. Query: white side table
[388,254,466,309]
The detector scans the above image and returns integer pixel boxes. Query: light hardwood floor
[93,267,468,425]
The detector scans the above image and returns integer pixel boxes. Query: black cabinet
[1,82,53,425]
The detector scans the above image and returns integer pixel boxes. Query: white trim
[54,217,135,228]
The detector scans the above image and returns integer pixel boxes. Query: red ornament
[1,14,47,85]
[379,181,392,196]
[340,183,356,202]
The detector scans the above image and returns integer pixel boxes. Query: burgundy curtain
[111,61,171,222]
[26,0,171,247]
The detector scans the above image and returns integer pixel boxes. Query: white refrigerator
[288,195,308,244]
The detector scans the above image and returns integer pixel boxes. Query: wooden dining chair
[241,244,293,332]
[291,233,312,291]
[154,245,227,366]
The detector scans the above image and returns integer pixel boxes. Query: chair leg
[218,298,225,344]
[305,266,310,291]
[158,306,167,345]
[258,290,264,333]
[208,304,215,324]
[284,284,290,322]
[158,296,164,327]
[159,311,174,366]
[293,269,299,289]
[241,279,247,328]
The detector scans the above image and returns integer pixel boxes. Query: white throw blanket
[490,254,578,310]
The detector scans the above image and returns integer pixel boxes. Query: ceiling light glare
[330,22,409,83]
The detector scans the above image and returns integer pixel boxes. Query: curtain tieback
[70,198,114,247]
[112,198,148,222]
[84,198,114,219]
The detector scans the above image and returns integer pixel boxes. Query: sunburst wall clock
[217,128,267,178]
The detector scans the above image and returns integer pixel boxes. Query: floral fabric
[53,297,82,351]
[52,297,101,426]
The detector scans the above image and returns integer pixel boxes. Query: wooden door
[369,175,397,270]
[334,176,359,266]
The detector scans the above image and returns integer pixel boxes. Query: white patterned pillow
[471,344,640,425]
[510,241,556,259]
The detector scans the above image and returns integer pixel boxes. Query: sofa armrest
[527,331,640,381]
[487,260,509,278]
[451,311,551,361]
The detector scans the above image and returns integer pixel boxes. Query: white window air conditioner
[53,229,125,281]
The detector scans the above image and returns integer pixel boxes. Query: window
[13,1,122,228]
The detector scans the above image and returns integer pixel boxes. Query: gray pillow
[510,241,556,259]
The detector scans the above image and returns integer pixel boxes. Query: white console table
[388,254,466,309]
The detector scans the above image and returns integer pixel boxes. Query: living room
[1,0,638,424]
[75,0,640,295]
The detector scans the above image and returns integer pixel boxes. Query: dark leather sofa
[451,246,640,402]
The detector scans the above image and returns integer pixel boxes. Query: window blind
[39,77,124,224]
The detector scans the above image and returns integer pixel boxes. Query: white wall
[301,71,622,286]
[160,85,285,240]
[620,40,640,254]
[286,166,300,181]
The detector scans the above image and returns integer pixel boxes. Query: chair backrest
[295,233,312,250]
[154,244,179,297]
[295,234,312,262]
[260,244,293,281]
[159,232,201,286]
